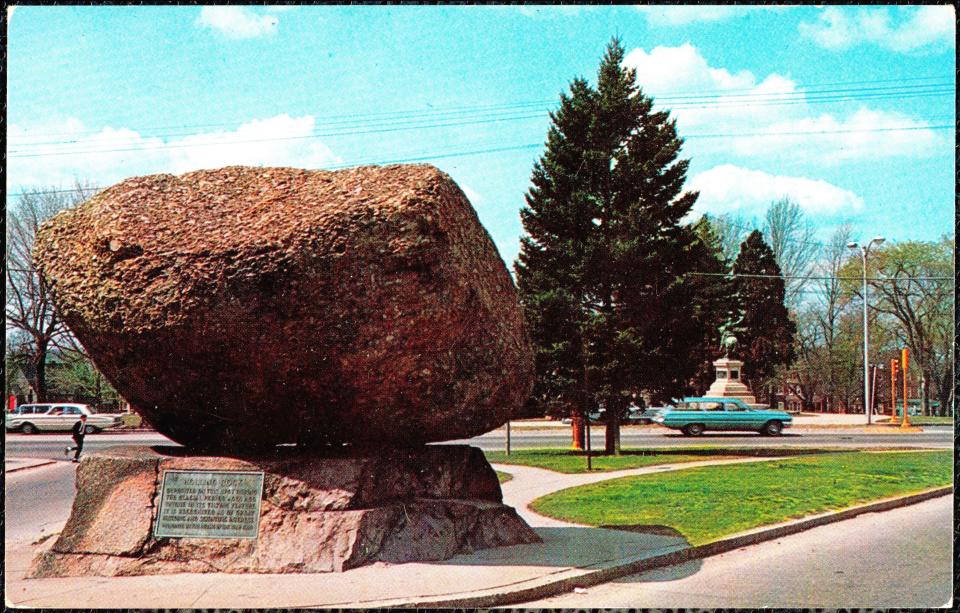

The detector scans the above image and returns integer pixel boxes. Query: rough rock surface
[34,164,533,451]
[28,445,541,577]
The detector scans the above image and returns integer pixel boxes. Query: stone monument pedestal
[705,358,764,407]
[28,445,540,578]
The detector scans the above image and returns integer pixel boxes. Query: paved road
[456,427,953,451]
[5,462,79,546]
[4,432,178,460]
[521,494,954,608]
[5,426,951,459]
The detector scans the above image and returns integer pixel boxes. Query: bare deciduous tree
[813,225,852,411]
[6,184,97,401]
[707,212,753,264]
[763,197,820,307]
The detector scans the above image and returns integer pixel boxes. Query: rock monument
[705,357,760,406]
[28,165,541,577]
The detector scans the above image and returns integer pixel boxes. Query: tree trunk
[920,375,929,416]
[938,371,952,416]
[32,345,48,403]
[603,398,622,455]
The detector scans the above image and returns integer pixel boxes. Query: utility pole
[890,359,899,423]
[848,237,885,425]
[505,419,511,456]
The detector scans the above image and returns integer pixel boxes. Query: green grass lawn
[495,470,513,484]
[531,450,952,545]
[877,415,953,426]
[484,447,837,474]
[886,415,954,426]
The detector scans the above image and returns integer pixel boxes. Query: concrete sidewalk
[3,453,949,608]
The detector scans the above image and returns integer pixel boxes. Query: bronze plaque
[154,469,264,539]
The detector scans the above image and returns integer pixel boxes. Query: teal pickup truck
[651,397,792,436]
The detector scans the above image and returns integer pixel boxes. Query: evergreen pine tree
[516,38,702,454]
[730,230,797,397]
[515,77,596,432]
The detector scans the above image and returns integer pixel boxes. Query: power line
[686,124,952,140]
[5,142,544,198]
[9,100,558,147]
[8,122,951,160]
[686,272,954,282]
[8,78,953,145]
[7,113,550,158]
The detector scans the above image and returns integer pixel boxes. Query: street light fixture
[848,236,885,424]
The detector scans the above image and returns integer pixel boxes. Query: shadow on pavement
[424,525,700,581]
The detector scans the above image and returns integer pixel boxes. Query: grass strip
[885,416,953,426]
[495,470,513,484]
[531,450,952,545]
[484,447,839,474]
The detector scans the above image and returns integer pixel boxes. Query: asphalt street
[520,493,954,608]
[455,427,954,451]
[5,462,78,546]
[4,426,952,461]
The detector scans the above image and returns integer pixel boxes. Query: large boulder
[35,165,533,451]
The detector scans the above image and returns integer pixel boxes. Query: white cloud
[622,43,944,164]
[496,5,598,18]
[624,43,799,130]
[799,6,955,52]
[7,115,341,191]
[636,5,785,27]
[196,7,279,39]
[166,114,339,172]
[688,165,864,219]
[727,107,941,163]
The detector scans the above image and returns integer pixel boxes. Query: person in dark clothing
[65,414,88,462]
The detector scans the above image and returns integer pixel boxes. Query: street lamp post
[848,236,885,425]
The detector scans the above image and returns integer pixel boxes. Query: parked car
[651,397,793,436]
[561,406,655,425]
[561,410,605,425]
[4,403,123,434]
[632,406,670,424]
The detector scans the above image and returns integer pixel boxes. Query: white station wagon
[5,403,123,434]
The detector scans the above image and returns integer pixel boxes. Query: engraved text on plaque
[154,470,264,539]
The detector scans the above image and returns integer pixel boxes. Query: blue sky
[7,5,956,267]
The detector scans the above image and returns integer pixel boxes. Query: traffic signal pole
[901,348,910,428]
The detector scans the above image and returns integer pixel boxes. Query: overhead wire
[685,272,953,282]
[7,121,952,159]
[8,76,953,145]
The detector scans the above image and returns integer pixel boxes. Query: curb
[5,459,58,474]
[379,485,953,608]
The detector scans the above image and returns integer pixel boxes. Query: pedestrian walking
[65,414,88,462]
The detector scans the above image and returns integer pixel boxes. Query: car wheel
[84,425,99,435]
[21,423,37,434]
[683,423,704,436]
[763,421,783,436]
